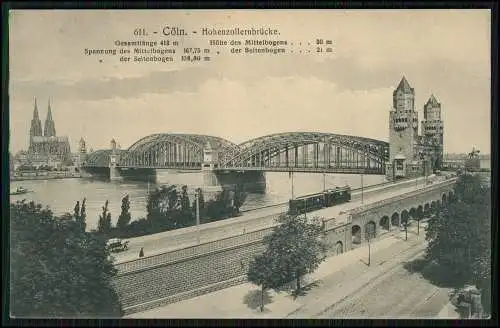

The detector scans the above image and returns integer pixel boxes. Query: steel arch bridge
[218,132,389,174]
[118,133,240,170]
[83,149,127,167]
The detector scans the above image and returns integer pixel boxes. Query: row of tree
[424,173,491,316]
[10,199,123,317]
[94,184,248,239]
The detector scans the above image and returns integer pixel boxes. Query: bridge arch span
[83,149,125,167]
[120,133,240,168]
[219,132,389,174]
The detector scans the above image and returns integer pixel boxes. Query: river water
[10,158,490,231]
[10,171,386,231]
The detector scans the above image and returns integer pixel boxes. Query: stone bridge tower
[421,95,444,171]
[386,76,420,180]
[109,138,122,181]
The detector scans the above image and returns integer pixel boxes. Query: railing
[115,225,275,275]
[348,178,457,216]
[216,166,384,174]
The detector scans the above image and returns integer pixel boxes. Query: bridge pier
[213,170,267,194]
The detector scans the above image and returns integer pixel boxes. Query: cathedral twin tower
[30,98,56,139]
[28,98,71,161]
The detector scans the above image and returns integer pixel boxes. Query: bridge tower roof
[393,76,414,95]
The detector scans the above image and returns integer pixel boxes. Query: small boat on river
[10,186,30,195]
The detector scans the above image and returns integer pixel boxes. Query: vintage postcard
[8,9,492,320]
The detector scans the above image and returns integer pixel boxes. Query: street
[113,176,437,264]
[127,222,458,319]
[289,223,453,319]
[315,250,451,318]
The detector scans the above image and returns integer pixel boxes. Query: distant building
[386,77,444,180]
[27,98,71,165]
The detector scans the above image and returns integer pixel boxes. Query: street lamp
[194,189,201,245]
[405,219,408,241]
[323,171,326,192]
[361,173,364,204]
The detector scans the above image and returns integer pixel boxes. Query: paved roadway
[126,222,456,319]
[315,225,451,318]
[112,176,443,264]
[286,222,454,319]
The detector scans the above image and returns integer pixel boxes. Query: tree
[262,214,327,296]
[10,200,123,317]
[73,198,87,231]
[365,224,376,266]
[180,185,192,227]
[97,200,112,235]
[425,174,491,313]
[116,195,132,230]
[247,253,282,312]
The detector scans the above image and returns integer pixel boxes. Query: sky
[9,10,491,155]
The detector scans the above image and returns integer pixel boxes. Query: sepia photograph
[7,8,492,320]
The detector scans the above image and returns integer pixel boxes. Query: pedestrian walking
[139,247,144,258]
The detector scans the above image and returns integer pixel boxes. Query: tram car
[288,185,352,216]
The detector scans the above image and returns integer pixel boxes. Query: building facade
[27,98,71,165]
[386,77,444,180]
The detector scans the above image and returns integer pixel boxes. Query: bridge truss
[118,133,240,169]
[218,132,389,174]
[83,149,126,167]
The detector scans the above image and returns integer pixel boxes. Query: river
[10,171,387,231]
[10,158,490,231]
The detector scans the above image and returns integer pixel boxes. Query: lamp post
[290,170,295,200]
[323,171,326,192]
[195,190,200,245]
[361,173,364,204]
[405,219,408,241]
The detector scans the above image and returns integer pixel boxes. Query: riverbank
[10,172,81,181]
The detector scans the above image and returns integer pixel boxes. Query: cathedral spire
[47,98,53,121]
[33,97,40,120]
[29,97,43,138]
[44,97,56,137]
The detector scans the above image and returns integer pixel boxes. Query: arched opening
[442,193,447,205]
[365,221,376,239]
[379,216,390,231]
[424,203,430,217]
[351,225,362,245]
[391,212,400,227]
[409,207,417,221]
[401,210,409,226]
[431,201,437,214]
[335,241,344,255]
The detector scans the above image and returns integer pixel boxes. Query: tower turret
[43,98,57,137]
[421,94,444,170]
[79,137,87,154]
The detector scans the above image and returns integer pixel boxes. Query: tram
[288,185,352,216]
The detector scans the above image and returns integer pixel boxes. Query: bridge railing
[348,178,457,216]
[216,166,384,174]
